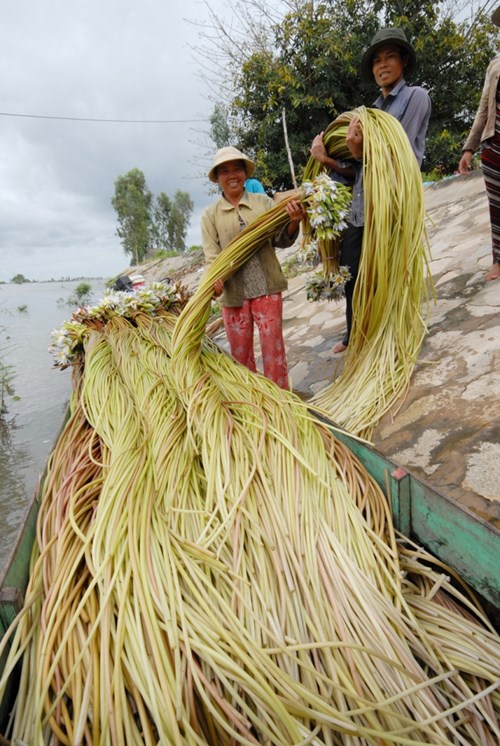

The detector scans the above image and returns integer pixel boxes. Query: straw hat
[360,27,417,81]
[492,7,500,26]
[207,147,256,183]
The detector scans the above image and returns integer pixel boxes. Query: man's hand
[346,117,363,160]
[311,132,328,164]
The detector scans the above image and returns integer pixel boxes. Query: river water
[0,279,105,574]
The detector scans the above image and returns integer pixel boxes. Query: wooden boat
[1,414,499,731]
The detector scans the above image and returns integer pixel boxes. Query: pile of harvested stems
[305,108,430,439]
[0,270,499,744]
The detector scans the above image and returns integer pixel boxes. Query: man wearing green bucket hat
[311,27,431,353]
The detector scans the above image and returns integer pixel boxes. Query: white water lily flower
[48,279,191,366]
[301,173,352,243]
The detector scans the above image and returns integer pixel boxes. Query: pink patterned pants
[222,294,289,389]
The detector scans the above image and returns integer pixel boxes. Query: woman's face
[372,44,406,92]
[217,160,246,199]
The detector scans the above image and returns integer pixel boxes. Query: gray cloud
[0,0,224,281]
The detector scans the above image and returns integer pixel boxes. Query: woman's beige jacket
[201,191,296,307]
[463,55,500,153]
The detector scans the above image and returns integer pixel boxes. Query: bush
[66,282,93,308]
[152,249,179,259]
[0,357,15,416]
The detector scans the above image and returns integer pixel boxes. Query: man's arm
[311,132,356,178]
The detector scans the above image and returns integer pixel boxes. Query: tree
[152,192,173,249]
[151,190,194,253]
[111,168,153,265]
[209,103,234,148]
[112,171,195,259]
[197,0,498,184]
[233,0,378,187]
[168,191,195,252]
[10,274,29,284]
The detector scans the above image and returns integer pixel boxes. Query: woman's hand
[458,151,473,176]
[213,279,224,298]
[285,200,307,236]
[346,117,363,160]
[285,200,306,222]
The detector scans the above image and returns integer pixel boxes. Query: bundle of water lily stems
[0,109,499,745]
[303,108,431,439]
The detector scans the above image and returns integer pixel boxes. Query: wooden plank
[390,467,412,537]
[0,587,24,629]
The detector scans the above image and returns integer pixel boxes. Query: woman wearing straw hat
[458,7,500,281]
[311,28,431,353]
[201,146,305,389]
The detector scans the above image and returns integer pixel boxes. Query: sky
[0,0,242,282]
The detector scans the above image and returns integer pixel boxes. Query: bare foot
[485,263,500,281]
[333,341,348,354]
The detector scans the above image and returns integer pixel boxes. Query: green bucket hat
[360,27,417,82]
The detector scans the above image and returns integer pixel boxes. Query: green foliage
[152,192,172,250]
[167,191,194,253]
[112,170,194,262]
[223,0,498,185]
[0,361,15,416]
[153,191,195,254]
[66,282,93,308]
[152,249,179,259]
[111,168,153,265]
[17,305,28,313]
[75,282,92,300]
[10,274,29,284]
[231,0,378,187]
[209,103,234,148]
[209,299,222,321]
[0,324,15,417]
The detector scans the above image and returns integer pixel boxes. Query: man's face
[372,44,406,91]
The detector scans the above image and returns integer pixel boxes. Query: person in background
[458,7,500,281]
[244,176,266,193]
[311,28,431,353]
[202,146,305,389]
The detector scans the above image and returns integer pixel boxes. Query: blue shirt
[245,178,266,193]
[373,78,431,167]
[348,79,432,227]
